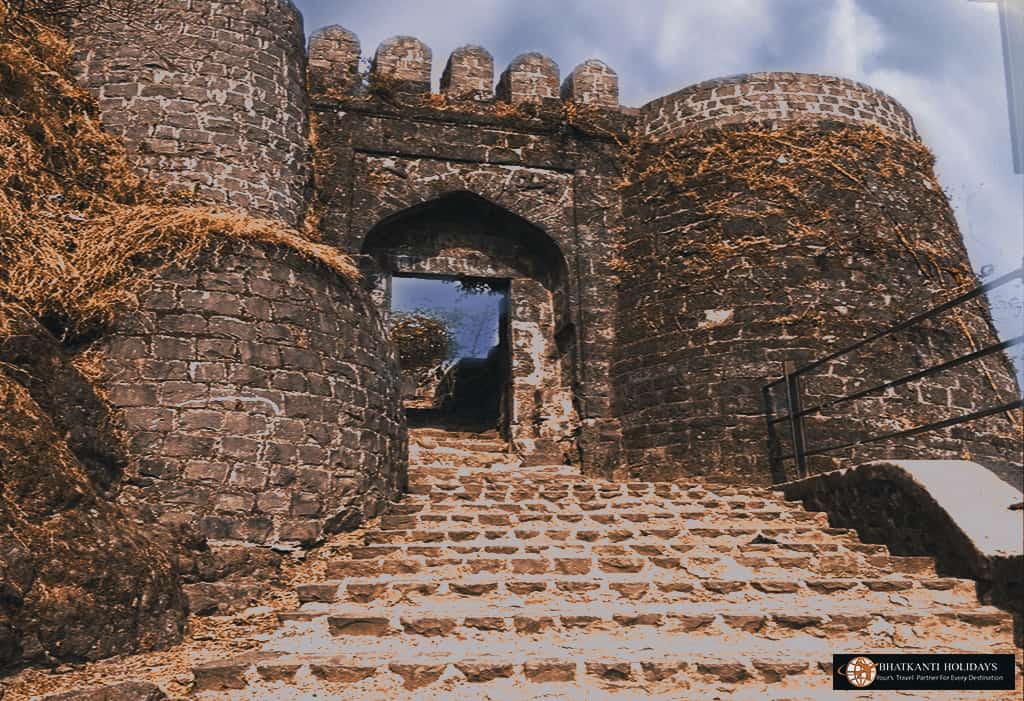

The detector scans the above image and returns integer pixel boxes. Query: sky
[392,277,504,359]
[296,0,1024,378]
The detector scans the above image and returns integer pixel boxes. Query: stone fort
[6,0,1023,696]
[66,0,1021,546]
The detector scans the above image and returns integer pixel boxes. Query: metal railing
[764,266,1024,481]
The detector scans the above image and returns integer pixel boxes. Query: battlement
[305,28,917,142]
[68,8,924,232]
[307,29,619,108]
[641,72,918,141]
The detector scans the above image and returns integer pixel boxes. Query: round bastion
[89,240,407,546]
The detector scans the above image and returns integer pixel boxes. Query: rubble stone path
[187,429,1021,700]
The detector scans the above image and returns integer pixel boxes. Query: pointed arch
[360,189,580,464]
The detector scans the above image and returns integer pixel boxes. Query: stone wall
[70,0,309,224]
[88,241,406,547]
[0,310,187,667]
[642,72,917,141]
[613,73,1021,485]
[783,461,1023,644]
[309,32,627,474]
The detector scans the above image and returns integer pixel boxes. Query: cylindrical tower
[613,72,1021,486]
[69,0,309,225]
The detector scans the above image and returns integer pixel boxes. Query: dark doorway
[363,192,581,463]
[389,275,511,434]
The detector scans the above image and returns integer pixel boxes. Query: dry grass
[617,120,971,286]
[0,1,356,341]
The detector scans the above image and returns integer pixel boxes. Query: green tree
[388,312,453,371]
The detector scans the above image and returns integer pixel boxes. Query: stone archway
[363,191,579,464]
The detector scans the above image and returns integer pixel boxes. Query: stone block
[561,59,618,107]
[308,25,361,95]
[441,45,493,99]
[496,53,559,104]
[371,36,431,94]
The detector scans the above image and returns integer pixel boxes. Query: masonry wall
[363,192,578,462]
[89,241,407,546]
[70,0,309,224]
[613,73,1022,486]
[307,38,629,473]
[642,73,917,141]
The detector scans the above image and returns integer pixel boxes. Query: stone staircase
[408,427,518,469]
[189,430,1021,699]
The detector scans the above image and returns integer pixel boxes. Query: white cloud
[821,0,885,78]
[295,0,1022,351]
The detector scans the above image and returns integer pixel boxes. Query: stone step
[356,525,863,549]
[353,534,877,555]
[403,490,804,510]
[404,476,776,492]
[410,445,511,458]
[409,427,502,439]
[409,448,520,469]
[377,509,830,527]
[322,548,935,580]
[344,537,876,555]
[393,493,808,509]
[273,600,1013,645]
[298,573,977,608]
[190,641,1021,698]
[406,473,783,497]
[376,510,829,528]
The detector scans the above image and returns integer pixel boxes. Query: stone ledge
[781,460,1023,561]
[781,460,1023,642]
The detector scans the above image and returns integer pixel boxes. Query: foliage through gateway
[389,312,454,372]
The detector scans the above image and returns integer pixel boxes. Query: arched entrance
[362,192,579,464]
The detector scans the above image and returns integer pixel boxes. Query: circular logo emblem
[842,656,878,688]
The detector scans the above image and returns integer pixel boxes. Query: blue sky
[296,0,1023,377]
[392,277,504,359]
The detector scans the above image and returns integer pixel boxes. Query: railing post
[784,361,809,478]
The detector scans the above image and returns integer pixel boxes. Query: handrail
[764,267,1024,388]
[768,335,1024,426]
[764,266,1023,481]
[777,399,1024,463]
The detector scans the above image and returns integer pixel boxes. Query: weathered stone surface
[39,681,166,700]
[90,241,407,547]
[308,25,361,95]
[497,53,559,104]
[371,36,432,94]
[0,312,186,668]
[441,45,494,99]
[69,0,308,224]
[561,59,618,107]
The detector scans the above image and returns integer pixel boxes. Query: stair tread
[287,599,1006,618]
[185,450,1020,698]
[207,634,1016,664]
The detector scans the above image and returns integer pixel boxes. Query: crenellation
[496,52,560,104]
[561,59,618,107]
[441,45,494,99]
[371,35,432,94]
[308,25,362,95]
